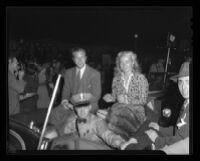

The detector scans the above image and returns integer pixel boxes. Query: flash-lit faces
[72,50,87,69]
[178,76,189,99]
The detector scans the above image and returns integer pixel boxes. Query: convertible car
[7,80,182,152]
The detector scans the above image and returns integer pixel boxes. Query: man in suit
[121,62,190,153]
[49,47,101,134]
[8,55,26,115]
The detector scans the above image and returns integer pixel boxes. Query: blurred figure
[8,55,26,115]
[19,63,39,113]
[51,59,65,106]
[37,63,50,109]
[148,58,165,90]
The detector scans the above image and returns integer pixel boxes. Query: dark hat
[73,101,91,109]
[170,62,189,82]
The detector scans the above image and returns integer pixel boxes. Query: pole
[163,47,170,88]
[37,74,62,150]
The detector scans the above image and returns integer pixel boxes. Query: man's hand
[120,138,138,150]
[149,122,160,131]
[103,94,114,103]
[62,99,73,110]
[145,129,159,143]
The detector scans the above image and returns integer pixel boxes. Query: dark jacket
[155,103,189,149]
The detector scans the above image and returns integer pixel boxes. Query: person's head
[26,63,38,76]
[8,55,19,73]
[71,48,87,69]
[170,62,189,99]
[115,51,141,76]
[74,102,92,119]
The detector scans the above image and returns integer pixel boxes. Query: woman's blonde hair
[114,51,141,77]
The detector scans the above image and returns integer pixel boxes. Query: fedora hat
[170,62,189,82]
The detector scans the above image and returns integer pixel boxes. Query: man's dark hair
[71,47,87,57]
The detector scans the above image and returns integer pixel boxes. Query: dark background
[7,7,192,53]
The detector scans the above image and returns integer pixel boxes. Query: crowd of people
[8,39,191,153]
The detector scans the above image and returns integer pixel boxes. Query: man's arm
[159,126,174,137]
[155,114,189,149]
[96,119,126,149]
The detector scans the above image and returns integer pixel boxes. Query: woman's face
[120,55,134,74]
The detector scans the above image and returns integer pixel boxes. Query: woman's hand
[149,122,160,131]
[117,94,125,104]
[103,94,114,103]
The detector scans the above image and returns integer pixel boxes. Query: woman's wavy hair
[114,51,141,77]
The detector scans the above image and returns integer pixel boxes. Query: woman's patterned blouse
[112,72,149,105]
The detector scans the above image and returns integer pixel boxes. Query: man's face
[76,105,91,119]
[73,50,87,69]
[9,57,18,72]
[178,76,189,99]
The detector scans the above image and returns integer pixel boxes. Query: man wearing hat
[46,100,130,150]
[121,62,190,151]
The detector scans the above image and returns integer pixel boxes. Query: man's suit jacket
[155,103,189,149]
[8,71,26,115]
[62,65,101,113]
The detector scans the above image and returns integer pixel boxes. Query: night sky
[7,7,192,52]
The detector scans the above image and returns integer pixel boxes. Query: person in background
[148,58,165,90]
[51,59,65,107]
[8,55,26,115]
[19,63,39,113]
[37,63,51,109]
